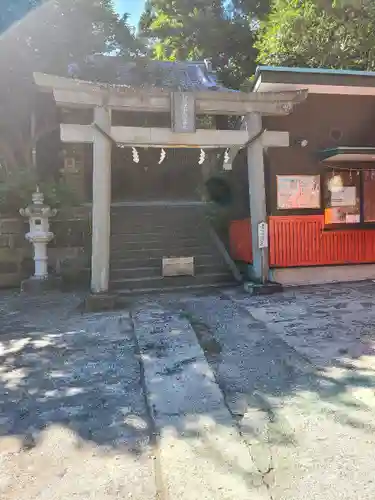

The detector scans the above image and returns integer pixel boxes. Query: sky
[114,0,146,29]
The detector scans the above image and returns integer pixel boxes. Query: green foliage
[0,167,78,214]
[139,0,268,89]
[41,181,79,208]
[256,0,375,70]
[230,0,271,19]
[0,0,143,172]
[0,1,141,70]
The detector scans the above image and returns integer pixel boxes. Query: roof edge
[256,65,375,79]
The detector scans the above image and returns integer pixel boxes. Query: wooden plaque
[171,92,196,133]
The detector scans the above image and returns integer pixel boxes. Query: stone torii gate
[34,72,307,294]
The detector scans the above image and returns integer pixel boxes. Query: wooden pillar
[246,112,269,283]
[91,106,112,293]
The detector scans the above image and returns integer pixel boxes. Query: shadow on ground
[1,283,375,498]
[0,292,149,454]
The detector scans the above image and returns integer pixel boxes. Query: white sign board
[277,175,321,210]
[162,257,195,277]
[258,221,268,249]
[331,186,356,207]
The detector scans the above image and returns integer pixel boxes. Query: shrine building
[230,66,375,286]
[32,57,306,294]
[21,60,375,294]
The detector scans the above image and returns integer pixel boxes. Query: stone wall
[0,206,91,289]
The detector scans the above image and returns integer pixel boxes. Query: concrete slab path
[166,284,375,500]
[132,302,269,500]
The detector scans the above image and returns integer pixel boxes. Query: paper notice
[331,186,356,207]
[345,214,360,223]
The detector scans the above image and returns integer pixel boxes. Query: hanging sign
[258,221,268,249]
[171,92,196,133]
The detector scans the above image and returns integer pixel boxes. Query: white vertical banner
[258,221,268,249]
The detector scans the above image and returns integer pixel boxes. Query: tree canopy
[255,0,375,70]
[0,0,142,171]
[139,0,269,89]
[1,1,141,69]
[139,0,375,88]
[3,0,375,174]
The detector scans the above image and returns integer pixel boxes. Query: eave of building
[319,147,375,163]
[254,66,375,96]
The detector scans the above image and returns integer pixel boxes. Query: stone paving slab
[2,283,375,500]
[165,288,375,500]
[224,282,375,368]
[132,302,269,500]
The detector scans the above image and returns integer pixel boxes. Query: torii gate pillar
[246,112,268,284]
[91,106,112,294]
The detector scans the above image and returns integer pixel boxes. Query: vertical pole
[246,112,269,284]
[91,106,112,294]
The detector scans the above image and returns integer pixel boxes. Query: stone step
[111,207,206,216]
[108,204,235,292]
[110,263,229,281]
[111,206,206,217]
[115,281,237,295]
[110,254,222,270]
[111,223,208,236]
[111,210,207,225]
[111,272,234,292]
[111,266,162,280]
[111,229,210,241]
[110,238,215,252]
[111,228,210,238]
[110,246,219,260]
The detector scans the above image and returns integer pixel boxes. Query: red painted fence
[229,215,375,267]
[229,218,253,263]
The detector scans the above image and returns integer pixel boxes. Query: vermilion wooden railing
[269,215,375,267]
[229,215,375,267]
[229,218,253,263]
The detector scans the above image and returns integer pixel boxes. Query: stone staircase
[109,202,238,294]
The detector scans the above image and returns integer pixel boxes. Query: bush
[0,167,78,215]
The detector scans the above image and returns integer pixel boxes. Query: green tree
[0,0,142,171]
[230,0,271,21]
[139,0,269,89]
[256,0,375,69]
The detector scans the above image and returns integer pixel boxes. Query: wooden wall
[229,216,375,267]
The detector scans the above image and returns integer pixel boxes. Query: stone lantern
[20,187,58,291]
